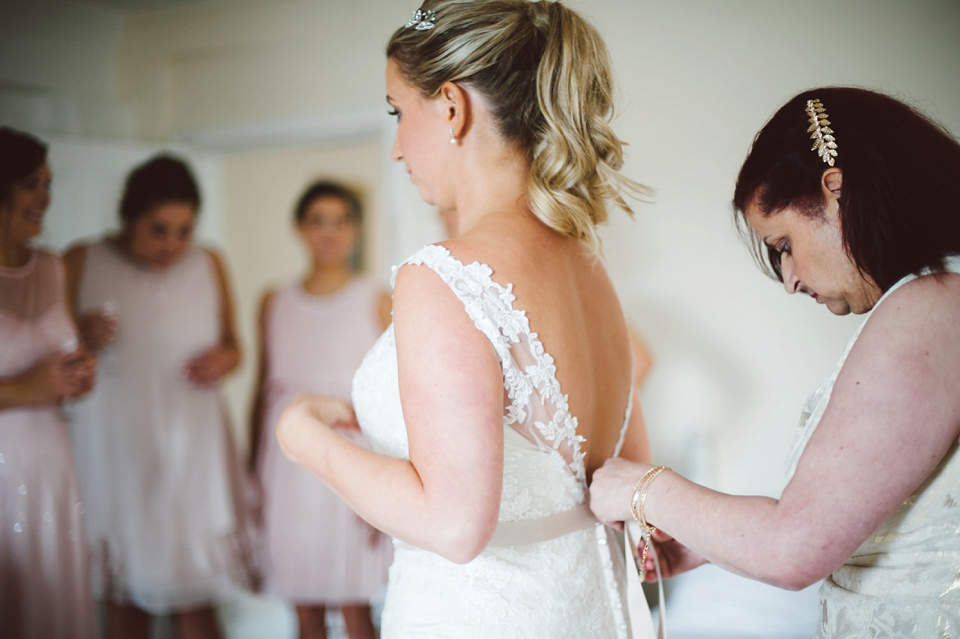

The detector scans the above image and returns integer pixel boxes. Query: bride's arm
[592,275,960,589]
[278,262,504,564]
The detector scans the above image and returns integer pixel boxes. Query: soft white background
[3,0,959,527]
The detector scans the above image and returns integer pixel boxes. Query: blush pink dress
[256,277,392,604]
[0,249,97,638]
[70,240,255,613]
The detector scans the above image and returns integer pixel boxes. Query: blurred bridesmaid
[0,127,98,638]
[63,154,255,639]
[249,181,391,639]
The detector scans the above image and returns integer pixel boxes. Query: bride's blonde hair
[388,0,649,249]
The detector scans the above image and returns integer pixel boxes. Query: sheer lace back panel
[399,245,631,487]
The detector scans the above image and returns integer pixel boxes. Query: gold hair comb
[805,99,838,166]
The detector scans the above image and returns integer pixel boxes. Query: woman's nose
[390,131,402,162]
[781,256,802,294]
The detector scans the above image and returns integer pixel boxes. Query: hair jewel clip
[805,98,838,166]
[405,8,436,31]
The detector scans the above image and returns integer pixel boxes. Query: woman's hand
[636,528,708,581]
[77,309,118,351]
[24,348,97,403]
[276,394,357,464]
[182,345,239,388]
[589,457,654,528]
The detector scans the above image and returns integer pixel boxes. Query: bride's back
[451,214,632,478]
[388,0,647,478]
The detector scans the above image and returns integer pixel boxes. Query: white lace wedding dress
[352,245,637,638]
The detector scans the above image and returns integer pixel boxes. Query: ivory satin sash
[487,505,665,639]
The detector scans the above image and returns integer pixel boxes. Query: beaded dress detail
[0,250,96,638]
[352,245,635,638]
[787,256,960,638]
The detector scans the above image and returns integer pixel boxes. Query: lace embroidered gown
[0,250,97,638]
[352,245,635,639]
[69,241,254,613]
[256,278,391,602]
[787,255,960,638]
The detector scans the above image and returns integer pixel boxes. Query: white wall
[5,0,959,498]
[0,0,136,138]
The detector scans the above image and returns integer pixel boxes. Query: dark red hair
[733,87,960,292]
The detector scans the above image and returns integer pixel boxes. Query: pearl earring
[449,128,457,145]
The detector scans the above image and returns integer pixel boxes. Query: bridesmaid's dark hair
[293,180,362,224]
[119,154,201,224]
[0,127,48,203]
[733,87,960,293]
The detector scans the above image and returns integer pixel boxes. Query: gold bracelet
[629,465,667,528]
[627,465,670,572]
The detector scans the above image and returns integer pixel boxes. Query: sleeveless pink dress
[256,277,391,603]
[0,250,97,638]
[70,240,255,613]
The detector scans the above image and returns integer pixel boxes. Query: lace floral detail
[394,244,590,484]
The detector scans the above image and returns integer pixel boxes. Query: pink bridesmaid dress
[70,240,255,613]
[0,249,97,638]
[257,277,392,604]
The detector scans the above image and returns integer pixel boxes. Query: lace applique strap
[391,244,530,362]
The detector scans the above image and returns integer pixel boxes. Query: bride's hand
[636,529,708,582]
[589,457,654,528]
[276,394,356,463]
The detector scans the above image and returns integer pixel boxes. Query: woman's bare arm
[278,260,504,563]
[595,274,960,589]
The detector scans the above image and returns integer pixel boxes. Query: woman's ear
[438,81,470,140]
[822,167,843,198]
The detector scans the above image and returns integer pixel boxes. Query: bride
[278,1,651,636]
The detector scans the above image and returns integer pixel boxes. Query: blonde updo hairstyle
[387,0,648,249]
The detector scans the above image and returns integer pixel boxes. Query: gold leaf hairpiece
[805,98,838,166]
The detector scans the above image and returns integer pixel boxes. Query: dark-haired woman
[64,154,254,639]
[0,128,98,638]
[249,181,391,639]
[590,87,960,637]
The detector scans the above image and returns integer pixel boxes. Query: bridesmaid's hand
[636,529,708,582]
[22,348,97,404]
[183,345,239,388]
[77,309,117,351]
[62,348,97,399]
[589,457,654,529]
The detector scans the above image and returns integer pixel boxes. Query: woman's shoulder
[61,238,101,265]
[32,247,62,266]
[873,267,960,321]
[395,241,486,283]
[850,268,960,373]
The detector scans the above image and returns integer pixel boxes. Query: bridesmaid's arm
[377,289,392,331]
[183,248,242,387]
[0,363,62,409]
[278,262,504,564]
[591,275,960,589]
[247,289,276,472]
[616,339,652,466]
[208,248,242,374]
[61,244,86,326]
